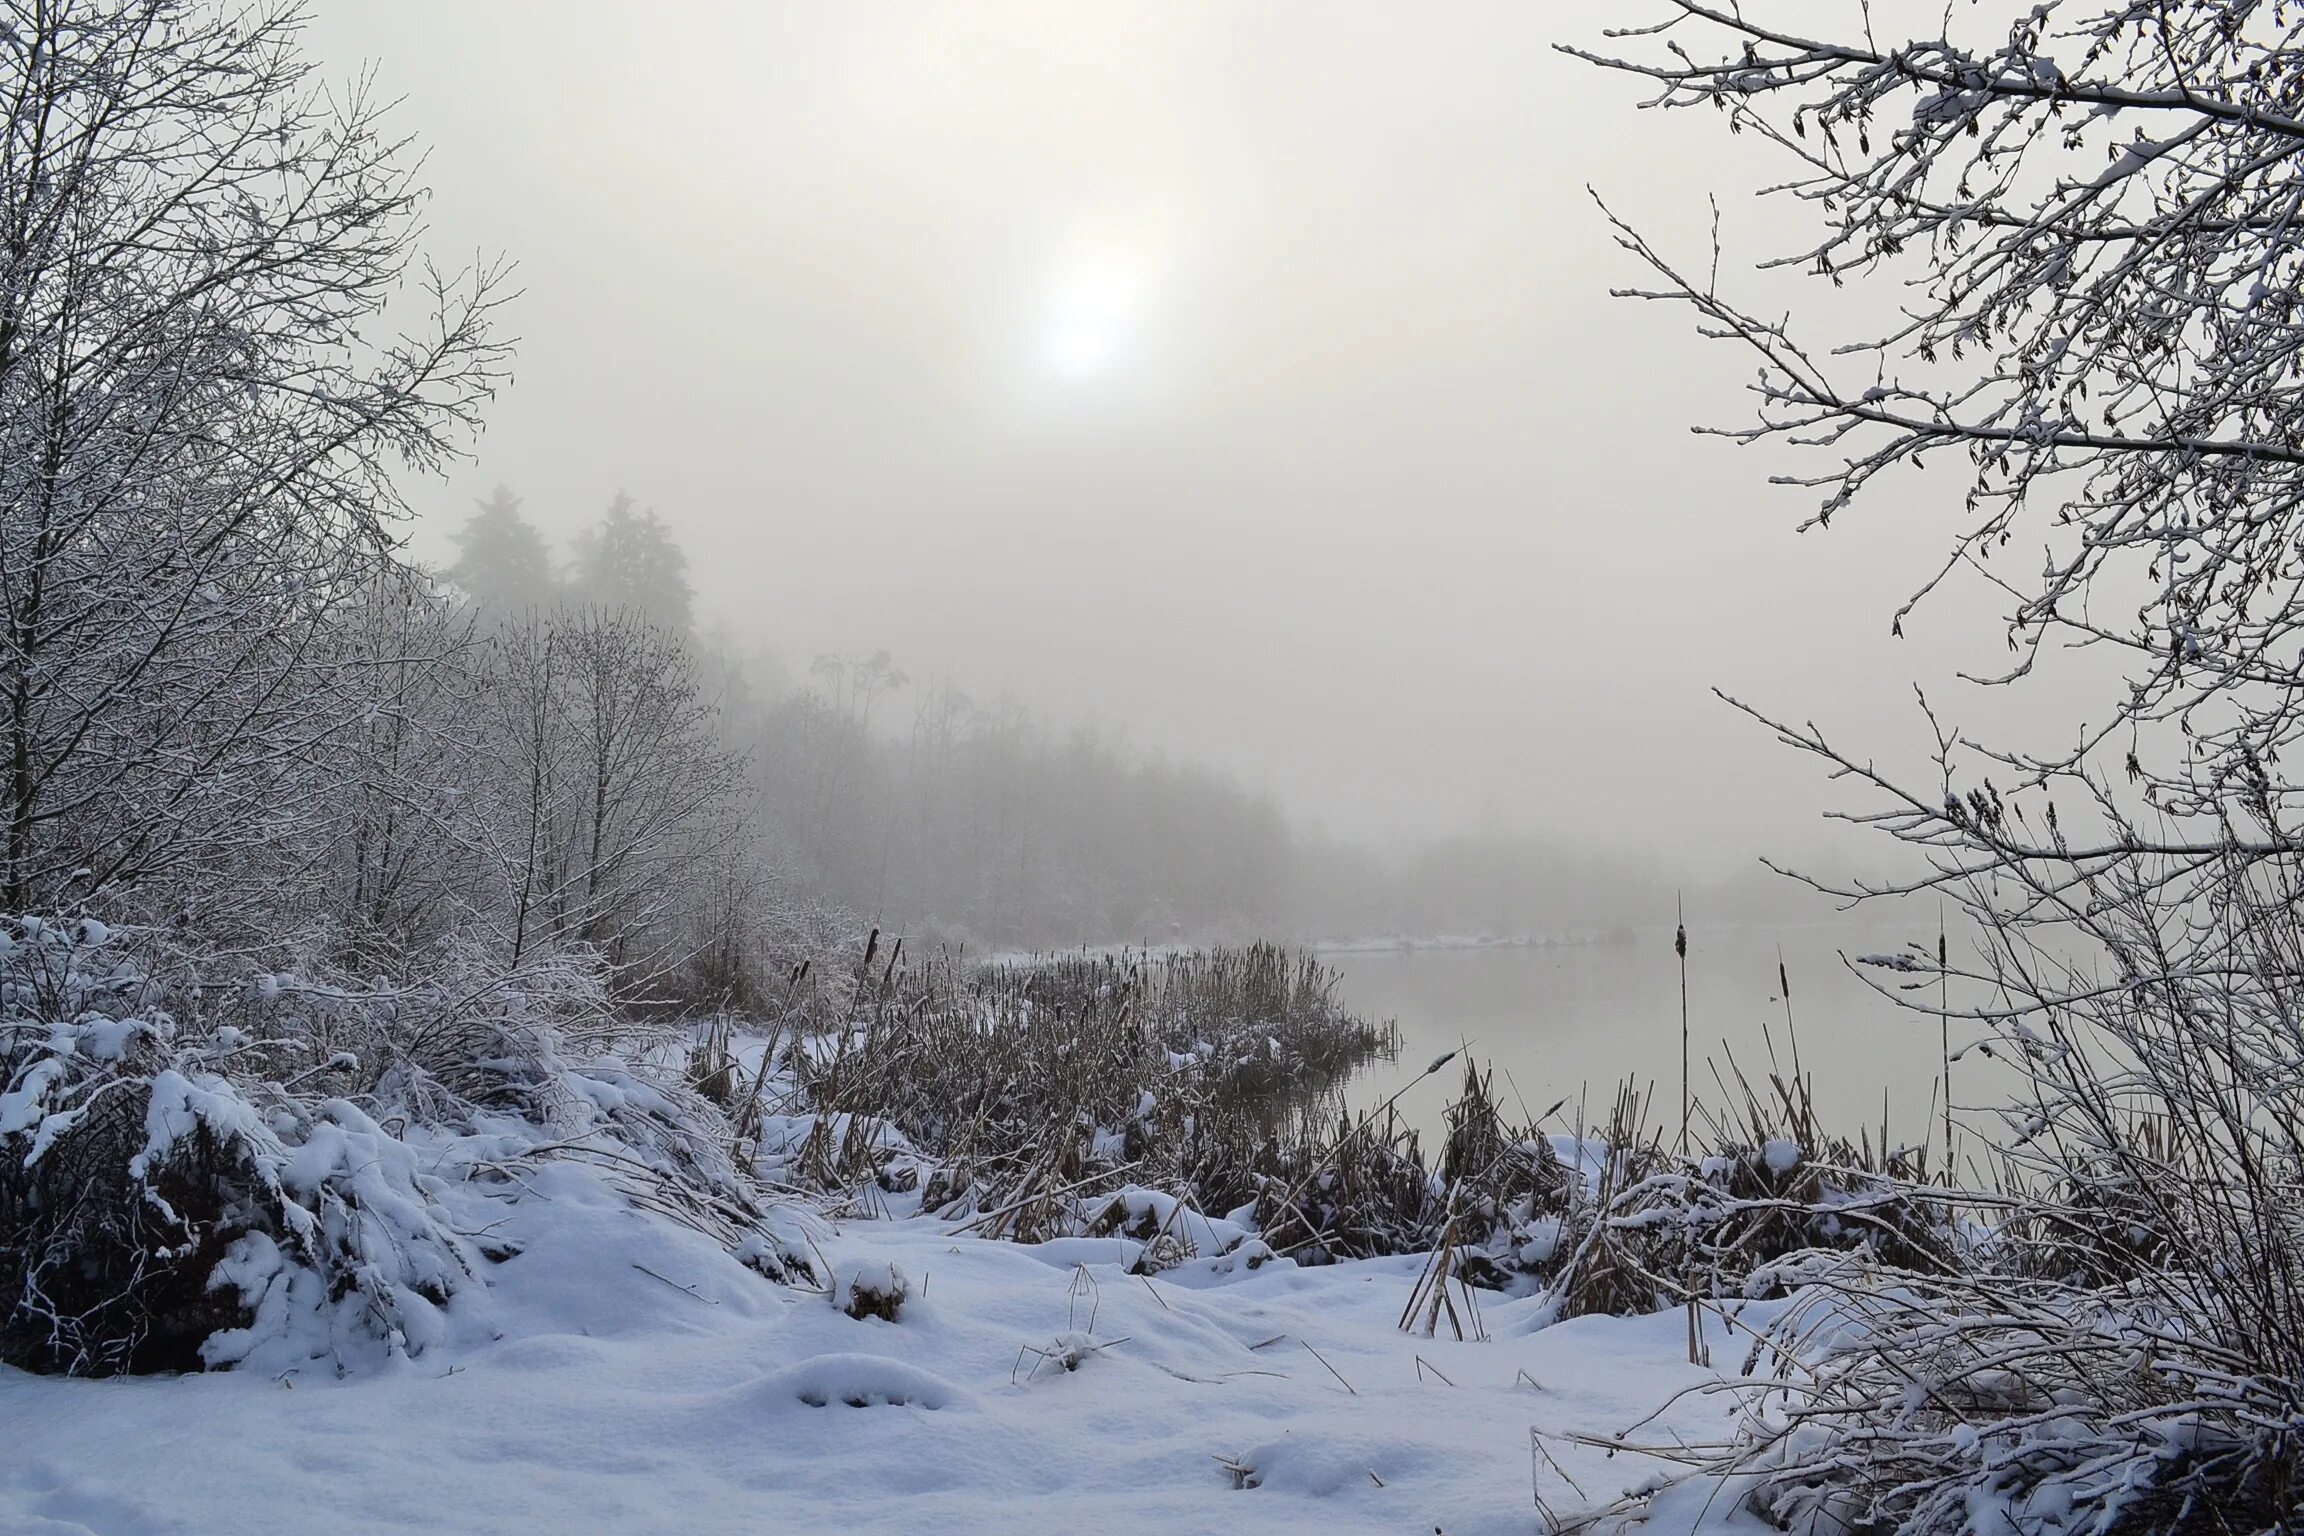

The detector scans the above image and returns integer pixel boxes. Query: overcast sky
[303,2,2065,872]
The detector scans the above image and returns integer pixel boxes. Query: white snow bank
[0,1180,1786,1535]
[746,1352,962,1411]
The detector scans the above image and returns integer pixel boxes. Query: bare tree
[322,580,494,954]
[1575,5,2304,1529]
[481,607,744,992]
[1576,5,2304,806]
[0,0,508,918]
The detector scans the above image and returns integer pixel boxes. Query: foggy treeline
[448,488,1834,952]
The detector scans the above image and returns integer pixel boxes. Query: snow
[0,1056,62,1135]
[129,1068,269,1180]
[0,1153,1778,1535]
[1516,1214,1566,1266]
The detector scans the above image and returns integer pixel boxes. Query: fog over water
[302,3,2096,898]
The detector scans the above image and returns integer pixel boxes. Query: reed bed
[757,942,1399,1245]
[743,936,1959,1325]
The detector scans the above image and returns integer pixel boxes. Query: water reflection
[1325,924,2012,1158]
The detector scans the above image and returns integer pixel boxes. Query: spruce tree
[571,492,694,631]
[446,486,558,614]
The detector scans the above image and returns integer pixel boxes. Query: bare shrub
[1559,2,2304,1527]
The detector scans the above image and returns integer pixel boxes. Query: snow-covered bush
[1703,1266,2304,1536]
[1691,890,2304,1532]
[0,925,483,1373]
[0,918,808,1376]
[1368,1065,1954,1323]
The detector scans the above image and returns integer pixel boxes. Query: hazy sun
[1041,257,1142,378]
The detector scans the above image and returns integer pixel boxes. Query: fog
[303,1,2075,894]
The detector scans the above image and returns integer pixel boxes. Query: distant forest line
[450,486,1843,949]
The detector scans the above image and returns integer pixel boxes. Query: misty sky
[305,2,2062,873]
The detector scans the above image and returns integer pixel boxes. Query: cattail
[1675,895,1690,1156]
[1939,907,1953,1183]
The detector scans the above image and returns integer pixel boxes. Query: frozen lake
[1326,922,2012,1162]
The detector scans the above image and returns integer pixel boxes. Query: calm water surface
[1326,923,2009,1155]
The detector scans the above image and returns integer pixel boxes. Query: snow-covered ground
[0,1157,1770,1535]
